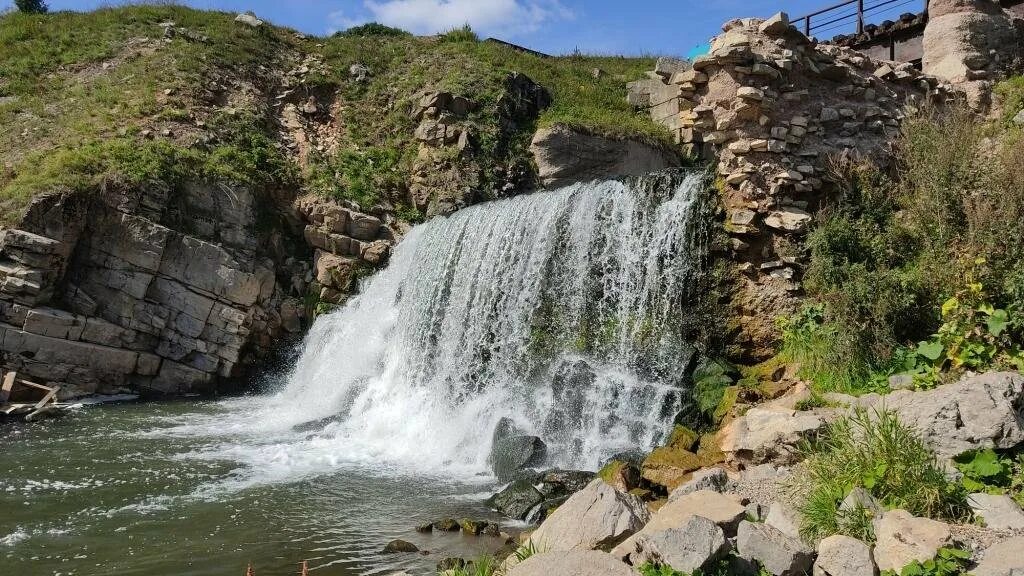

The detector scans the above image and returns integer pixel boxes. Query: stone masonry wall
[628,13,958,360]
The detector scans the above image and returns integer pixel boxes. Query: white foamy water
[154,172,711,489]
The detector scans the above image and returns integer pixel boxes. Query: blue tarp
[686,42,711,60]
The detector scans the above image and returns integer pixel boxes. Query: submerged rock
[382,539,419,553]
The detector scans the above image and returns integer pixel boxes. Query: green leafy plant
[638,562,686,576]
[791,408,966,543]
[881,547,971,576]
[892,264,1024,389]
[953,448,1024,507]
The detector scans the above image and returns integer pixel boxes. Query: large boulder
[973,536,1024,576]
[624,516,729,573]
[736,520,815,576]
[611,490,745,560]
[528,479,650,551]
[814,535,877,576]
[508,551,635,576]
[530,125,680,189]
[875,372,1024,461]
[490,435,547,480]
[720,407,826,466]
[872,510,952,572]
[967,493,1024,530]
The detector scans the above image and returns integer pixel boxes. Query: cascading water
[261,170,713,475]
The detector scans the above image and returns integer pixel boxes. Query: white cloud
[361,0,573,38]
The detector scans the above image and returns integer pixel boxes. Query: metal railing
[794,0,929,38]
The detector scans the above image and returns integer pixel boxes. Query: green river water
[0,399,509,576]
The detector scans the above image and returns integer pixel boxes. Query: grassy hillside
[0,5,668,225]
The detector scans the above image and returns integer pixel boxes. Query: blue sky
[0,0,923,55]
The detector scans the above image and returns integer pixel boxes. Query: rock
[641,442,725,491]
[530,125,680,189]
[508,551,634,576]
[654,57,691,80]
[759,12,791,36]
[612,490,746,560]
[489,479,544,520]
[300,96,318,114]
[349,63,370,81]
[840,487,884,519]
[538,469,595,497]
[737,87,765,101]
[968,493,1024,530]
[1013,109,1024,126]
[415,522,433,533]
[382,539,419,553]
[234,12,263,27]
[721,407,826,466]
[459,518,488,535]
[814,535,877,576]
[597,460,641,493]
[765,501,802,541]
[736,520,814,576]
[668,467,729,500]
[872,510,952,572]
[879,372,1024,461]
[764,208,813,232]
[528,479,650,552]
[625,516,728,573]
[490,435,547,480]
[923,1,1017,85]
[973,536,1024,576]
[434,518,460,532]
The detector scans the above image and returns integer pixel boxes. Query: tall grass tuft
[790,409,966,543]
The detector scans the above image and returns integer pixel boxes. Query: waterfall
[265,170,711,474]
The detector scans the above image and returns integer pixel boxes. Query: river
[0,399,508,576]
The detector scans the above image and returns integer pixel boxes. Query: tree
[15,0,48,13]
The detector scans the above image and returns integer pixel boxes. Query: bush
[440,24,479,43]
[790,102,1024,392]
[791,409,966,543]
[15,0,47,13]
[336,22,411,37]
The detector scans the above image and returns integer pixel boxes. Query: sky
[0,0,925,56]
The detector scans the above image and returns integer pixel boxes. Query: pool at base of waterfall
[0,400,511,576]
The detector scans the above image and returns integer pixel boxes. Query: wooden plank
[31,387,58,411]
[17,379,55,392]
[0,371,15,404]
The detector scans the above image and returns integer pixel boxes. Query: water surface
[0,400,508,576]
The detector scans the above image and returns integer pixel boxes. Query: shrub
[791,409,966,543]
[336,22,411,37]
[15,0,47,13]
[440,24,479,43]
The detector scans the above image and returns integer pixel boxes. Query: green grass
[791,409,966,543]
[1,5,669,226]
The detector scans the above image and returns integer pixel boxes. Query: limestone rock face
[530,125,681,189]
[528,479,650,552]
[871,510,952,572]
[875,372,1024,460]
[814,535,877,576]
[0,182,312,398]
[508,551,634,576]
